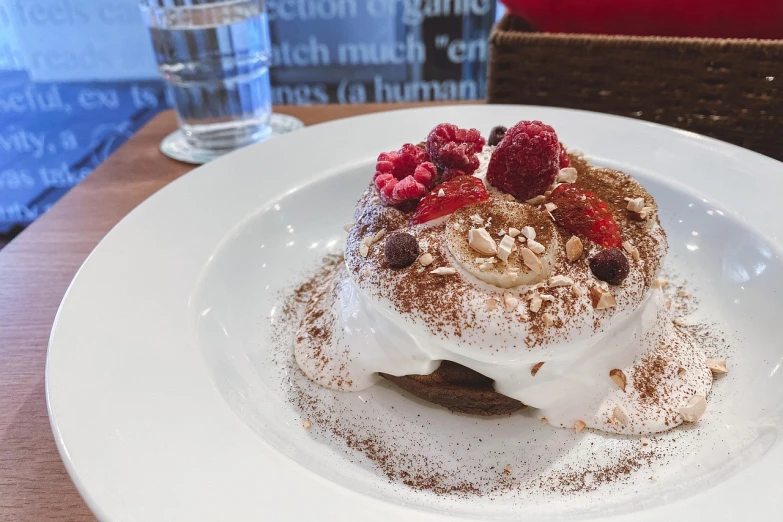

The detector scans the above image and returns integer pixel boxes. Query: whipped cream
[295,149,713,435]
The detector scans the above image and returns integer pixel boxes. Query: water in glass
[140,0,272,151]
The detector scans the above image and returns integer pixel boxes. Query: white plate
[47,105,783,521]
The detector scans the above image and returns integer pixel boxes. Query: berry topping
[412,176,490,224]
[548,185,623,247]
[426,123,486,180]
[486,120,560,201]
[589,248,630,285]
[558,142,570,169]
[487,125,507,147]
[384,233,420,268]
[373,144,436,207]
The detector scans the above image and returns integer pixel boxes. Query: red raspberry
[486,120,560,200]
[373,144,434,207]
[548,185,622,247]
[426,123,486,180]
[558,142,570,169]
[412,176,490,224]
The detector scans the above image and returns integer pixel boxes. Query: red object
[501,0,783,39]
[558,142,570,169]
[412,176,490,224]
[486,120,560,201]
[426,123,486,181]
[373,144,435,207]
[548,185,622,247]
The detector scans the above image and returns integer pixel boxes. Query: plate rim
[47,104,783,521]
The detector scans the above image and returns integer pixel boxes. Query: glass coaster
[160,113,305,165]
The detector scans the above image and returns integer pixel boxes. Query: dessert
[295,119,721,436]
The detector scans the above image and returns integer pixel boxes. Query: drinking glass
[140,0,273,153]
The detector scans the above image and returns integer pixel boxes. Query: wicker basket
[488,15,783,160]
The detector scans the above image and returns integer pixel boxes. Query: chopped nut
[468,228,498,255]
[469,214,484,226]
[526,195,546,205]
[652,278,668,289]
[539,294,555,301]
[678,290,689,298]
[504,464,512,474]
[545,202,558,213]
[678,367,686,376]
[541,417,548,425]
[418,253,434,266]
[302,419,312,429]
[556,167,578,183]
[574,420,586,433]
[609,369,627,392]
[497,235,516,263]
[572,284,585,297]
[590,286,617,310]
[437,188,445,197]
[359,242,370,257]
[485,298,499,311]
[531,362,544,376]
[673,317,687,326]
[549,275,573,287]
[430,267,457,276]
[543,312,554,327]
[497,229,507,236]
[622,240,640,261]
[508,227,521,238]
[503,291,519,312]
[641,437,650,447]
[639,206,654,219]
[565,236,583,262]
[343,222,354,232]
[519,247,542,274]
[529,295,543,313]
[625,197,645,213]
[521,226,536,241]
[527,239,545,254]
[372,228,386,243]
[679,395,707,422]
[504,194,516,202]
[706,359,728,375]
[612,405,630,427]
[452,222,462,230]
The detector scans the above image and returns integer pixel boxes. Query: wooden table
[0,103,443,521]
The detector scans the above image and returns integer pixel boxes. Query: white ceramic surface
[47,106,783,521]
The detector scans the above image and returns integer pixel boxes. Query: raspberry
[548,185,622,247]
[558,142,570,169]
[426,123,486,180]
[486,120,560,200]
[412,176,490,224]
[373,144,434,207]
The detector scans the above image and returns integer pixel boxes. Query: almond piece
[302,418,312,429]
[652,277,668,289]
[359,241,370,257]
[556,167,578,183]
[437,188,445,197]
[679,395,707,422]
[565,236,583,262]
[430,267,457,276]
[469,214,484,226]
[343,222,354,232]
[678,367,686,376]
[504,464,512,474]
[574,420,586,433]
[497,234,516,263]
[503,291,519,312]
[521,226,536,241]
[531,362,544,376]
[543,312,554,327]
[527,239,545,254]
[529,295,543,313]
[541,417,549,425]
[625,197,645,213]
[468,227,498,256]
[526,195,546,205]
[590,286,617,310]
[519,247,542,274]
[609,369,627,392]
[549,275,574,287]
[418,253,434,266]
[508,227,521,238]
[485,298,499,311]
[706,359,728,375]
[612,405,630,427]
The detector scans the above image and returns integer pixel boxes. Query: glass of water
[140,0,272,153]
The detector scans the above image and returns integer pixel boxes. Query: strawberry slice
[548,185,622,247]
[412,176,490,224]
